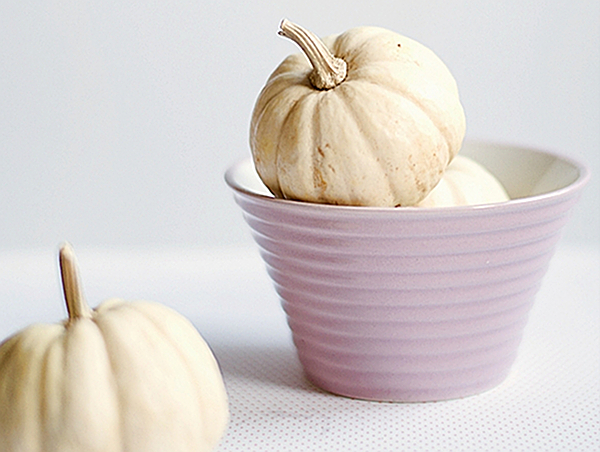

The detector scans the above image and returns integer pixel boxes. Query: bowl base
[302,361,515,403]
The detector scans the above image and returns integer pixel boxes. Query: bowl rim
[225,140,591,214]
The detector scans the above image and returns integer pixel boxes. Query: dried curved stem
[278,18,347,90]
[59,242,93,322]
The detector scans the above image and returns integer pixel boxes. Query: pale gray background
[1,1,598,252]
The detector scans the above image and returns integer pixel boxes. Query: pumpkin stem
[59,242,93,322]
[279,18,347,90]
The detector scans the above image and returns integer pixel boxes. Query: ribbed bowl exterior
[226,143,589,402]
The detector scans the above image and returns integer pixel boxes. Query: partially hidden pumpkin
[250,19,466,207]
[417,155,510,207]
[0,243,228,452]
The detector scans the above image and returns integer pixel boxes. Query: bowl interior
[228,159,272,197]
[227,141,586,202]
[461,141,584,200]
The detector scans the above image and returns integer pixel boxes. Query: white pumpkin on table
[0,243,228,452]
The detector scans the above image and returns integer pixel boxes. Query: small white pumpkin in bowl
[250,19,466,207]
[417,155,510,207]
[0,243,228,452]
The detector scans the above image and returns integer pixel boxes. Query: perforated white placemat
[1,243,598,451]
[210,245,599,451]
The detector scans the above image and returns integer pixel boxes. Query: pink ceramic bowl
[225,141,589,402]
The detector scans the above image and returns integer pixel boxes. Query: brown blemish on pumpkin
[408,154,417,168]
[314,170,326,186]
[407,153,427,197]
[313,163,327,193]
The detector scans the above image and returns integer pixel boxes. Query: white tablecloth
[1,242,598,451]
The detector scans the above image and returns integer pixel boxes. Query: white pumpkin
[250,19,466,207]
[417,155,510,207]
[0,244,228,452]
